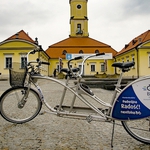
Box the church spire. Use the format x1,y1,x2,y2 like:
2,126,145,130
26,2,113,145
69,0,89,37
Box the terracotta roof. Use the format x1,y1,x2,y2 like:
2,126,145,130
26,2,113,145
4,30,35,44
116,30,150,56
46,37,117,59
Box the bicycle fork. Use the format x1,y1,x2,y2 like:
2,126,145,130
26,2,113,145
17,85,32,109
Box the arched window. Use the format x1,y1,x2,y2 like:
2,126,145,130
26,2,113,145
79,50,83,54
95,50,99,54
62,50,67,55
76,24,83,35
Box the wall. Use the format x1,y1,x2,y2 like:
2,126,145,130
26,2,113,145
138,42,150,77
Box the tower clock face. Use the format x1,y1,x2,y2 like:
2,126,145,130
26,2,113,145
77,4,81,9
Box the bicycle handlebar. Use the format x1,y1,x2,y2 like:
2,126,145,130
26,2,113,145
68,53,105,78
74,56,83,60
41,62,50,65
27,49,105,77
96,52,105,56
26,49,50,75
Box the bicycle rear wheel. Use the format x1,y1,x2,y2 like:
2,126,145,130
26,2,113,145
122,118,150,144
0,87,42,124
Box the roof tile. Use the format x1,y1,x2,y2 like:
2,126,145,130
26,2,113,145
46,37,117,58
4,30,35,44
116,30,150,56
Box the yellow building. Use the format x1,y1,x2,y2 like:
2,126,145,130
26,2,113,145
46,0,117,76
0,30,50,78
1,1,149,79
115,30,150,78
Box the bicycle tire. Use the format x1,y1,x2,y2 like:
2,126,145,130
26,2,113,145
122,118,150,144
0,87,42,124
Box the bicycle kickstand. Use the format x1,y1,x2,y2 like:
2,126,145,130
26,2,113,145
111,120,115,148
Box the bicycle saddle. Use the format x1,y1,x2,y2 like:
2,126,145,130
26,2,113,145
112,62,135,72
112,62,135,69
61,68,80,74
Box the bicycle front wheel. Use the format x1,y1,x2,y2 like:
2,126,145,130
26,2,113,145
122,118,150,144
0,87,42,124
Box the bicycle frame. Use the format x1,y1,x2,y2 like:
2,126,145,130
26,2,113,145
24,51,127,123
26,50,150,123
27,71,124,123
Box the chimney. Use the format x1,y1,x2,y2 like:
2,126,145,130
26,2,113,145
15,33,19,39
138,38,142,44
132,39,137,45
125,44,129,49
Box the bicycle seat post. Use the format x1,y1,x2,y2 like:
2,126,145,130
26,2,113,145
109,71,124,109
115,71,123,89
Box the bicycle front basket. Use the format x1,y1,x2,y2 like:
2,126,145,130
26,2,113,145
9,62,27,87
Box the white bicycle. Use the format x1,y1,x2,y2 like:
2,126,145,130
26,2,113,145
0,49,150,146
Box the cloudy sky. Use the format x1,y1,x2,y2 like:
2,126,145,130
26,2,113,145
0,0,150,51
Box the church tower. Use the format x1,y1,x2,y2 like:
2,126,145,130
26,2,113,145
46,0,117,76
69,0,89,37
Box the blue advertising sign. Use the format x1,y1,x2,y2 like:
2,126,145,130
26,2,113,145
111,77,150,120
66,54,72,60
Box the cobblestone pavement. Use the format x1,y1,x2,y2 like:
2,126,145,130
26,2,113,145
0,79,150,150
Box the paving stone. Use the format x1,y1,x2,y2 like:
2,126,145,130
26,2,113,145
0,80,150,150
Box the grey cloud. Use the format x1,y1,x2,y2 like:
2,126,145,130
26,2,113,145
0,0,149,51
122,0,150,17
0,3,49,27
0,0,65,29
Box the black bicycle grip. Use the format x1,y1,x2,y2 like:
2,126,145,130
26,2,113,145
41,62,50,65
74,56,83,60
96,53,105,56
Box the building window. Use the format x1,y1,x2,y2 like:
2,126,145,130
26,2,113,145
148,55,150,67
90,64,95,72
132,55,135,68
21,57,27,68
78,63,84,75
79,50,83,54
77,24,81,29
76,24,83,35
126,56,129,62
101,63,105,72
62,50,67,55
6,57,12,68
20,53,27,68
95,50,99,54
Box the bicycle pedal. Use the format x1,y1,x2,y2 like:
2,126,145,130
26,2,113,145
54,105,64,111
101,108,109,115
